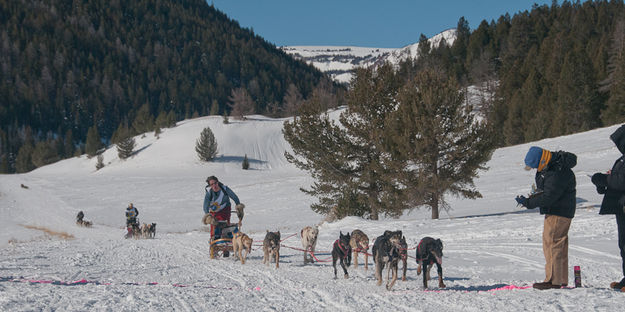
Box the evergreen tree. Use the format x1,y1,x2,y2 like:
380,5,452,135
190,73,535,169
602,51,625,124
242,154,249,170
602,18,625,125
210,99,220,116
228,87,255,120
552,48,600,136
154,125,162,138
133,103,154,135
15,142,35,173
116,124,135,160
284,63,403,220
282,83,303,117
85,124,102,158
166,111,177,127
155,111,169,130
388,69,493,219
96,154,105,170
31,140,59,168
0,153,8,173
195,126,218,162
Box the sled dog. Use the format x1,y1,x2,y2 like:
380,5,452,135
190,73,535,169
416,237,446,289
372,230,403,290
349,229,369,270
233,232,253,264
332,231,352,279
263,231,281,268
301,226,319,264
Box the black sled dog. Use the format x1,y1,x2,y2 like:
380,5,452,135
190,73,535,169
372,230,403,290
415,237,446,289
332,231,352,279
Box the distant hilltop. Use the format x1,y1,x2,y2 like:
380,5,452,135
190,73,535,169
281,29,456,84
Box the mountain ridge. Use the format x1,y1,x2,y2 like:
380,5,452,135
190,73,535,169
281,29,457,83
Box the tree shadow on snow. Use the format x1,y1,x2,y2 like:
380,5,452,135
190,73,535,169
454,197,591,220
454,209,537,219
125,143,152,158
212,155,267,168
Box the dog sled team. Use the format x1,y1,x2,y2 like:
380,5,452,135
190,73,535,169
124,203,157,239
75,211,92,227
93,123,625,294
200,123,625,294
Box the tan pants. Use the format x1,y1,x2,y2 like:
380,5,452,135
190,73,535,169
542,214,572,286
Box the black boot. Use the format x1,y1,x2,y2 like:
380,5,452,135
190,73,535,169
610,277,625,290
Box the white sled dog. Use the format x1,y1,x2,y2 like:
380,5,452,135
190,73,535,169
301,226,319,264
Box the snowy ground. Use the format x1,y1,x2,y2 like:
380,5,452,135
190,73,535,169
1,111,625,311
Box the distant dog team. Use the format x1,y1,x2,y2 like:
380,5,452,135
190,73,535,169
75,211,92,227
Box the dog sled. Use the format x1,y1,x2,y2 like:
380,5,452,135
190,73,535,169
203,206,245,259
125,221,141,239
209,222,239,259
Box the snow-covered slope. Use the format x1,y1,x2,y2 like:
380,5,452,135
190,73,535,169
282,29,456,84
1,111,625,311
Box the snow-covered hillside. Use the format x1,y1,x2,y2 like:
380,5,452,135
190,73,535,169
1,111,625,311
282,29,456,84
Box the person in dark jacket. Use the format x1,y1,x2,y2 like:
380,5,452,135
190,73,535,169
516,146,577,290
125,203,139,226
591,124,625,291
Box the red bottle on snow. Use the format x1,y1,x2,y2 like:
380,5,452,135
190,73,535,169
574,266,582,288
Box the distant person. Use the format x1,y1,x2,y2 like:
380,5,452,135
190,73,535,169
515,146,577,290
76,211,84,222
591,124,625,291
125,203,139,227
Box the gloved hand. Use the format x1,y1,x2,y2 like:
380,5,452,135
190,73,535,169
591,173,608,187
515,195,529,208
596,185,607,194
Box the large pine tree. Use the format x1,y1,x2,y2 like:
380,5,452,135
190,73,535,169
284,64,406,220
389,69,493,219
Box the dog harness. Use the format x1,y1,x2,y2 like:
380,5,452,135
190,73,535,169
416,240,435,265
334,240,351,259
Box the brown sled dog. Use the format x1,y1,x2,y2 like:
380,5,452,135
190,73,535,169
140,223,156,238
263,231,281,268
350,229,369,270
301,226,319,264
233,232,253,264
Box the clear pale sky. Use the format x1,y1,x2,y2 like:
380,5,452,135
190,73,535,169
209,0,555,48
